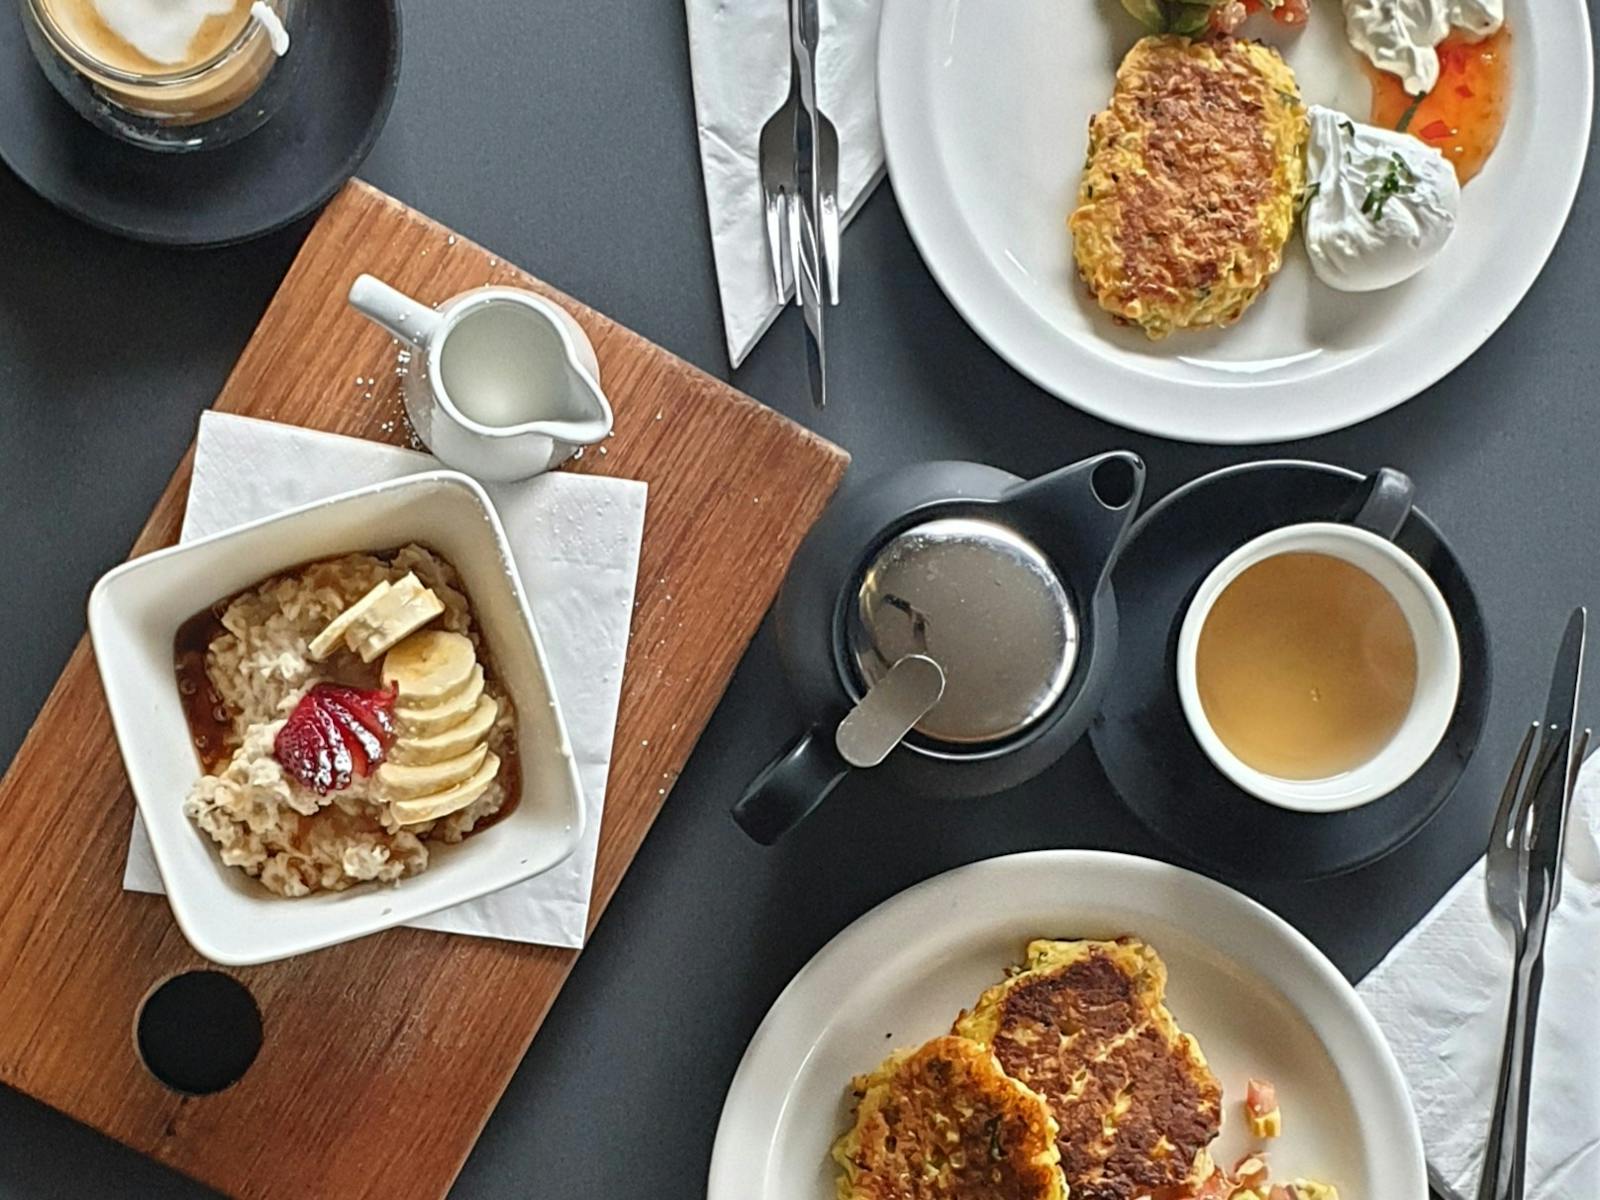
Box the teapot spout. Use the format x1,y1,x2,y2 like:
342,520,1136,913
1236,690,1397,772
997,451,1146,590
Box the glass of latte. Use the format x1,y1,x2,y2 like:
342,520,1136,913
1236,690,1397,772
22,0,297,151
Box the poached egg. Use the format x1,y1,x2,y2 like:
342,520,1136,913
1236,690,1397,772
1302,105,1460,292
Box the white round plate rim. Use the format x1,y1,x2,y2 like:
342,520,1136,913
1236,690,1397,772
706,849,1426,1200
877,0,1594,444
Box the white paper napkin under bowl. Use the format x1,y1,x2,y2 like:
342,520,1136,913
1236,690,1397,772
1358,753,1600,1199
122,411,647,951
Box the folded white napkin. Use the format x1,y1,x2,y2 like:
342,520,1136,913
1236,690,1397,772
1358,754,1600,1199
122,411,647,951
685,0,885,366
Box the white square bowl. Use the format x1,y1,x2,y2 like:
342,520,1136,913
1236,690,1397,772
88,469,585,966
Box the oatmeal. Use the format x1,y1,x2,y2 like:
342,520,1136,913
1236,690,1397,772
177,544,520,898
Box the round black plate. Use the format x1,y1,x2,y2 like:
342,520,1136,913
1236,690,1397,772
1088,460,1490,880
0,1,400,247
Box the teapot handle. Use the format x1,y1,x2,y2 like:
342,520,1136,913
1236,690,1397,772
731,727,851,845
998,451,1146,587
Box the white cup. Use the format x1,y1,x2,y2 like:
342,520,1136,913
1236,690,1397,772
1176,481,1460,813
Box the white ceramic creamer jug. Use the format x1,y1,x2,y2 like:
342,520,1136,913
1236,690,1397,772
349,274,613,482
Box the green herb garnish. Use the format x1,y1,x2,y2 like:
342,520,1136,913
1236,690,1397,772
1394,93,1425,134
985,1116,1006,1161
1360,153,1417,220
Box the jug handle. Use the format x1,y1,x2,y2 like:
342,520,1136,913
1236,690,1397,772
1000,450,1147,581
348,274,444,348
731,727,850,845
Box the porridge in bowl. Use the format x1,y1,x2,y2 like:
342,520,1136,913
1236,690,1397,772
175,543,520,897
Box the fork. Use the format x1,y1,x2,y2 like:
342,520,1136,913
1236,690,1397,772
758,71,800,302
756,37,840,306
1479,718,1540,1200
1478,610,1589,1200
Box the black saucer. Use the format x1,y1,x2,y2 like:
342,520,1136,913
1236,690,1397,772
1088,460,1489,880
0,1,400,246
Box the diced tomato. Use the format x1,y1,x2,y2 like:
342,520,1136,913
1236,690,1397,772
1420,118,1453,140
1273,0,1309,25
1246,1077,1278,1116
1457,84,1475,98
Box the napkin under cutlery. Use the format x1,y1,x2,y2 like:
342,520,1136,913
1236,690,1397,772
686,0,884,366
122,411,648,951
1358,753,1600,1199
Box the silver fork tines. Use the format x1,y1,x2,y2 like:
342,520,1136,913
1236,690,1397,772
1485,722,1539,932
756,9,841,311
758,73,800,303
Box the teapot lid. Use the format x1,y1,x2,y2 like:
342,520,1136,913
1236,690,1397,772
849,517,1077,746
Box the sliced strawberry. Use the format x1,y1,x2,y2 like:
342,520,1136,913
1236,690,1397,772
310,701,354,790
274,685,396,793
316,684,396,740
274,710,334,794
320,695,382,775
275,696,351,794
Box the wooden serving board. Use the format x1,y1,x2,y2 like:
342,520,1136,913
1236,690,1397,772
0,181,847,1199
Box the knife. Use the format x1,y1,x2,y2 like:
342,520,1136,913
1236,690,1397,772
789,0,827,407
1478,606,1585,1200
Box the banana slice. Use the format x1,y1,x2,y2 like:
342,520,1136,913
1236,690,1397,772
381,630,477,704
376,742,488,800
389,695,499,766
350,574,446,663
389,751,501,826
394,665,485,738
308,580,392,661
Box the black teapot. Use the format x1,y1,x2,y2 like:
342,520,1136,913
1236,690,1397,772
732,452,1145,843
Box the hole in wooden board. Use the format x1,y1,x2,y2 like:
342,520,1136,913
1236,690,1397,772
135,971,263,1095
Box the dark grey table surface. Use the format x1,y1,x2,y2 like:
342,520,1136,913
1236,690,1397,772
2,2,1596,1197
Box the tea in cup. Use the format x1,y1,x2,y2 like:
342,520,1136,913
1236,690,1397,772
1176,470,1460,812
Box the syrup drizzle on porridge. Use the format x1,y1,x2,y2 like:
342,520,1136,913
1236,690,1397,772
174,607,234,773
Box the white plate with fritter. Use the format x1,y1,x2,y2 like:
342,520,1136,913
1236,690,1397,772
877,0,1592,443
706,851,1424,1199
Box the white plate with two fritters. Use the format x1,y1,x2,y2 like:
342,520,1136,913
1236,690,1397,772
877,0,1593,444
707,851,1424,1199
